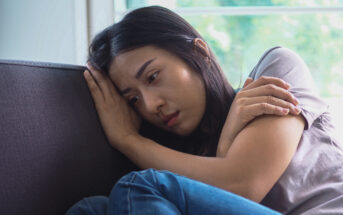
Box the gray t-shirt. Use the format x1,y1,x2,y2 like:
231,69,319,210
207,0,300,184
248,47,343,214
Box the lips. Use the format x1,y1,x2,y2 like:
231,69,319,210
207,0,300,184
162,111,179,126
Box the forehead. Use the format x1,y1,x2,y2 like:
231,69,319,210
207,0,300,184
109,46,167,78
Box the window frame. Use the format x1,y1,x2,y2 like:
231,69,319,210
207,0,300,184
114,5,343,18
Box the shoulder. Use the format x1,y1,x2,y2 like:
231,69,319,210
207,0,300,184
249,46,311,84
249,46,328,130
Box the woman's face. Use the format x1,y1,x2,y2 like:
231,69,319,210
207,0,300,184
109,45,206,136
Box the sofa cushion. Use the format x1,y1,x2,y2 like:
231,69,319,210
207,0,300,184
0,60,137,215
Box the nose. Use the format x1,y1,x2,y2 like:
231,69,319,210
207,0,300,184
141,90,165,114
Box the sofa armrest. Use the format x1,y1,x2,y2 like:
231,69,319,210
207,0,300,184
0,60,137,215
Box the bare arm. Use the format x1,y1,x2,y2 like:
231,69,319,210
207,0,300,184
116,114,305,202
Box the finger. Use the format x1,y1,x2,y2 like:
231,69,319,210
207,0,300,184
240,96,301,115
246,103,290,117
86,62,106,84
238,84,299,106
86,63,119,96
83,70,105,103
243,76,291,91
86,63,117,101
86,63,111,87
243,77,254,88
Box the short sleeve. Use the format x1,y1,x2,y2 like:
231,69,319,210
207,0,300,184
248,46,328,130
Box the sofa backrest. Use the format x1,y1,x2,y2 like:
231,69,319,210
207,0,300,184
0,60,137,215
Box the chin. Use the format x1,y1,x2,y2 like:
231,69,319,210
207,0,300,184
150,120,198,137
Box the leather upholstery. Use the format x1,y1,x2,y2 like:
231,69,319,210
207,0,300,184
0,59,137,215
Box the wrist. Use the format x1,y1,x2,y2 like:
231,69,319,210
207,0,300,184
123,133,143,145
112,133,143,152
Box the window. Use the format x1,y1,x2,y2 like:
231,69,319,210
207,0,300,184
114,0,343,139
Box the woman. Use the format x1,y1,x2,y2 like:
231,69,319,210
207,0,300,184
67,6,343,215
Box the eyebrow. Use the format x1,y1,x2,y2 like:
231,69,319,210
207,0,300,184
119,58,156,95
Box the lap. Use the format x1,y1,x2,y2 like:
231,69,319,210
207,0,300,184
66,169,281,215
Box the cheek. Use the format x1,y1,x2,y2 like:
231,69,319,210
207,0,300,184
135,105,158,124
189,78,206,120
188,77,206,105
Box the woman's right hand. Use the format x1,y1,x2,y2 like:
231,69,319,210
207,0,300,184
84,63,142,148
216,76,301,157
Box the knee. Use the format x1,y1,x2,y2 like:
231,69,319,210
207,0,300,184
116,168,159,185
110,168,166,199
107,169,161,213
112,169,182,197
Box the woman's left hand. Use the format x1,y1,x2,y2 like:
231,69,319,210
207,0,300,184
216,76,301,157
84,63,142,148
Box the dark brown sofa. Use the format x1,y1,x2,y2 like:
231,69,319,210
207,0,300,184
0,60,137,215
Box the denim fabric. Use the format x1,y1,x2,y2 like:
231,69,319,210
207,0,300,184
66,196,108,215
66,169,281,215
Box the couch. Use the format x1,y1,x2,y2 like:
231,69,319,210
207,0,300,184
0,59,138,215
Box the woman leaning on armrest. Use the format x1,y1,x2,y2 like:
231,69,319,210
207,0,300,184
66,6,343,215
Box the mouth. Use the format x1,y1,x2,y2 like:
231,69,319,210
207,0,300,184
163,111,180,127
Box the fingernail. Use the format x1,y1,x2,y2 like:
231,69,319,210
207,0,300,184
295,107,302,114
86,62,92,69
291,95,299,105
84,70,89,78
294,98,300,105
283,108,290,114
83,71,88,80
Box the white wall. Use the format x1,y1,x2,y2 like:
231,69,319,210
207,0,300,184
0,0,77,64
0,0,114,65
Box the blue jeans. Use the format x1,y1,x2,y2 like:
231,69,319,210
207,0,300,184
66,169,281,215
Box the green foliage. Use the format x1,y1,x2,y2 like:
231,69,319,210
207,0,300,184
124,0,343,97
176,0,343,97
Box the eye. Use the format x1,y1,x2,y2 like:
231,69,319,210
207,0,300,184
148,71,159,83
128,96,139,105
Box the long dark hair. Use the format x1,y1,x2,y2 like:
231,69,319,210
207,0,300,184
88,6,236,156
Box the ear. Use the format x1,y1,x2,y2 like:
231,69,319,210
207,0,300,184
193,38,211,58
